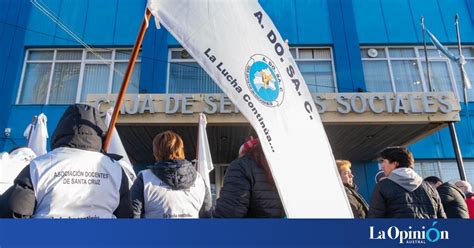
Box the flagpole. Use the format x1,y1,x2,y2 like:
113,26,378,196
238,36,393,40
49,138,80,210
421,16,434,92
455,14,474,142
195,114,202,169
27,115,37,145
449,123,467,180
103,8,152,152
422,16,466,180
452,14,468,181
455,14,468,103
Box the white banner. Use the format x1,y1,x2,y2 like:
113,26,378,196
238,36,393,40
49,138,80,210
197,113,214,197
26,113,48,156
105,109,136,185
148,0,352,217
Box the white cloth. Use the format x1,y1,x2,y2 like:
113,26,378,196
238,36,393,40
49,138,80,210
0,148,36,195
147,0,352,217
23,124,33,139
26,113,49,156
196,113,214,196
105,109,136,187
141,169,206,218
30,147,123,218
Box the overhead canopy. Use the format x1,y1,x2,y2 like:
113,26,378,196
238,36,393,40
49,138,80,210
89,92,460,164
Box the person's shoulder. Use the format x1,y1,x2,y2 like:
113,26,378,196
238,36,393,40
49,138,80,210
231,156,256,168
419,181,438,194
438,182,456,193
374,178,399,193
377,178,395,187
227,157,255,177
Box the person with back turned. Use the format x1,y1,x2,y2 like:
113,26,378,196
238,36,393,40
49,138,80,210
7,104,133,218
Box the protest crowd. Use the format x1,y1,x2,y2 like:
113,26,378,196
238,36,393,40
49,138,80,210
0,103,473,219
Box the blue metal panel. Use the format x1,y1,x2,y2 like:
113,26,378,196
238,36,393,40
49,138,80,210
259,0,298,44
0,26,16,91
141,18,157,94
53,0,88,46
438,127,458,157
166,1,333,47
340,0,366,92
167,36,179,46
259,0,332,44
152,28,169,93
0,0,29,151
409,132,445,159
294,0,332,44
354,0,474,44
351,161,369,200
141,18,169,94
328,0,366,92
114,0,145,45
25,0,60,46
437,0,474,43
364,162,381,201
0,20,17,149
352,0,388,44
5,0,21,24
380,0,419,43
6,0,30,105
328,0,352,92
141,19,157,94
0,0,12,23
83,0,117,45
468,0,474,24
410,111,474,160
351,161,379,201
409,0,449,43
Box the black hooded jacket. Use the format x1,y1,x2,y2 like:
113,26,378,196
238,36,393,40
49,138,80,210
368,168,446,219
131,159,212,218
437,182,469,218
213,156,285,218
3,104,133,218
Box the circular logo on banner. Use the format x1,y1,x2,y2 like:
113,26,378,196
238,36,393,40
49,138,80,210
245,54,284,107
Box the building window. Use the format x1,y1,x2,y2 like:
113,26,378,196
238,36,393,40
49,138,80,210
414,160,474,184
167,47,337,93
290,48,337,93
17,49,141,105
168,48,220,93
361,47,474,101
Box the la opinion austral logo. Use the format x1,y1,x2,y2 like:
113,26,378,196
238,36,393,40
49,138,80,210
369,221,449,245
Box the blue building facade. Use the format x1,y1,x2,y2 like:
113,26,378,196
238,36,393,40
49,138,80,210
1,0,474,200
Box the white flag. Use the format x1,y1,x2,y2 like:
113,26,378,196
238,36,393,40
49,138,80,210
27,113,48,156
148,0,352,217
197,113,214,196
105,109,136,185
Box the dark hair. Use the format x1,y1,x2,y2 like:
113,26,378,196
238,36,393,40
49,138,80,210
380,147,414,169
424,176,443,185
